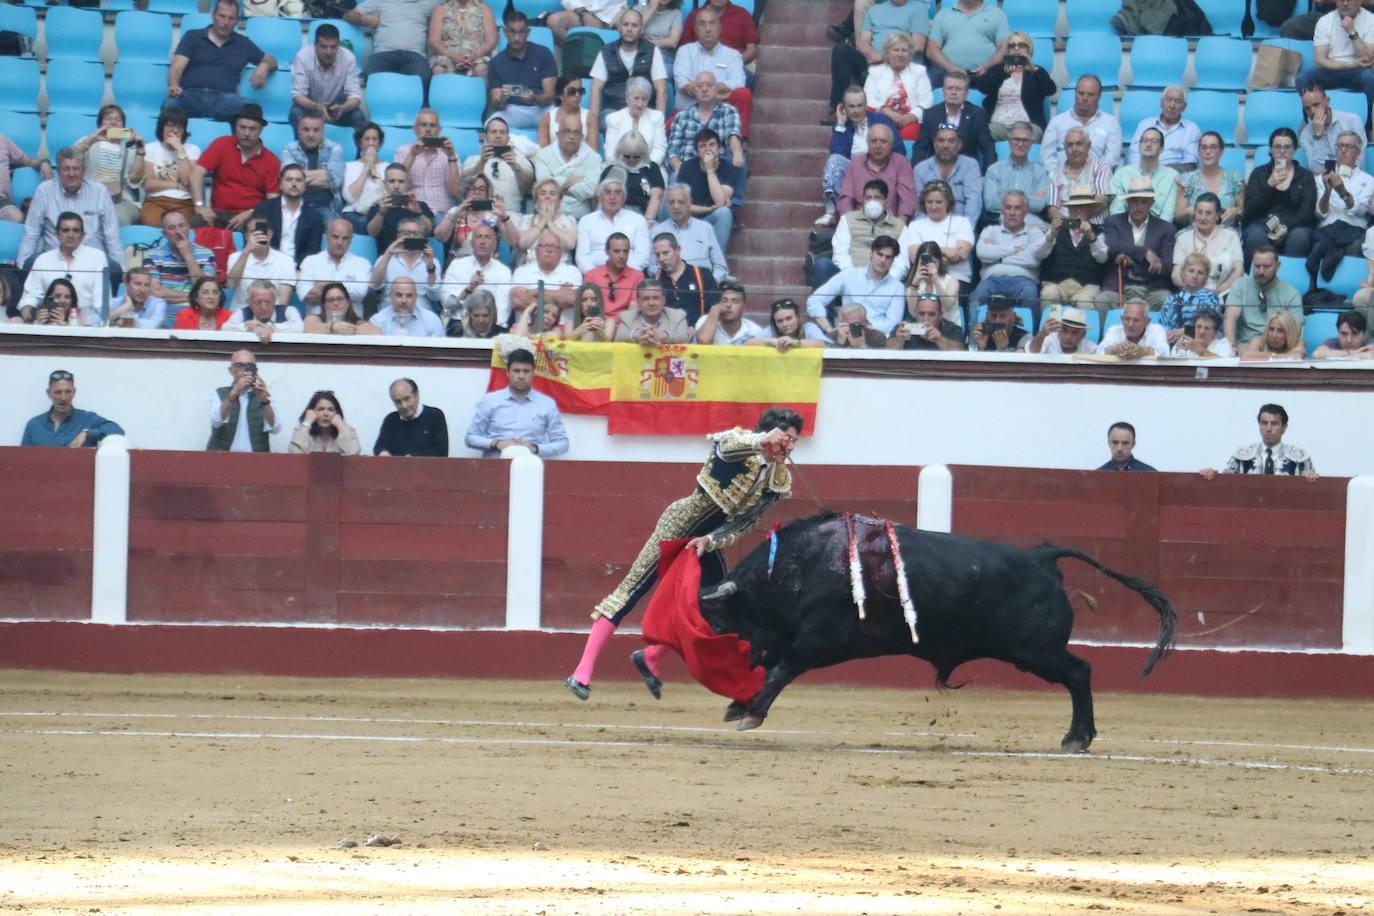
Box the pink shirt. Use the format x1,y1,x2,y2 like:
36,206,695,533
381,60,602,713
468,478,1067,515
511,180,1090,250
837,152,917,221
395,142,454,214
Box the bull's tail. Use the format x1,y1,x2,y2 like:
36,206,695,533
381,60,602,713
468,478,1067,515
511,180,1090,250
1040,546,1178,676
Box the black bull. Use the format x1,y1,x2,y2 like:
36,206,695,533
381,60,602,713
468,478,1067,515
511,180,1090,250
697,513,1178,752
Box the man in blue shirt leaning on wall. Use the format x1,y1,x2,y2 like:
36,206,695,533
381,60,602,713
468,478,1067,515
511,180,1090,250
21,370,124,448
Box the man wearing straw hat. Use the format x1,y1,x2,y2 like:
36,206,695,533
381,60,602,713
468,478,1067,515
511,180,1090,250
1095,175,1175,323
1040,185,1109,315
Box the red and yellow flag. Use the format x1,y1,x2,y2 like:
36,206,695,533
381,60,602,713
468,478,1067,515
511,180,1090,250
489,341,822,435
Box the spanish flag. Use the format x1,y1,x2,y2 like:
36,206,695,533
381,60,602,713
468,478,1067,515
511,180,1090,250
607,343,822,435
487,338,612,414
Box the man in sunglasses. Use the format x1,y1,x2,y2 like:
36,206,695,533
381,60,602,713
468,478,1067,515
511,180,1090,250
21,370,124,448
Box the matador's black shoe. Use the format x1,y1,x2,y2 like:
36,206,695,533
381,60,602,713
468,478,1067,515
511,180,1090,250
564,675,590,700
630,650,662,700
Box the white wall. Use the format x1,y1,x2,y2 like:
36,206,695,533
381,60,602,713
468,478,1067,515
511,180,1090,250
3,327,1371,475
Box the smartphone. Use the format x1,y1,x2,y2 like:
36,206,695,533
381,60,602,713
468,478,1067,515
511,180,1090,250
402,237,427,251
390,193,409,206
469,199,493,212
1004,54,1028,67
490,145,511,157
918,254,935,267
1183,323,1196,337
983,322,1006,335
107,127,132,140
1047,304,1063,323
1325,158,1337,173
421,136,446,148
586,304,603,318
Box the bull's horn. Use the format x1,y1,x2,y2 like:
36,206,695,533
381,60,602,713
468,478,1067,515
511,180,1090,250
700,581,737,601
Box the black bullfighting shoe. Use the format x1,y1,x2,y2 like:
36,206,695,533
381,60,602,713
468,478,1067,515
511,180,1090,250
630,649,662,700
564,675,590,700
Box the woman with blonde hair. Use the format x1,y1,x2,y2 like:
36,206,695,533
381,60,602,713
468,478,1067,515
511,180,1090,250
1245,310,1306,359
862,32,932,143
602,130,666,217
970,32,1055,141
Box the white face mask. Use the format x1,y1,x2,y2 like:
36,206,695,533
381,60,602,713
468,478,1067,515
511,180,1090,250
862,199,885,220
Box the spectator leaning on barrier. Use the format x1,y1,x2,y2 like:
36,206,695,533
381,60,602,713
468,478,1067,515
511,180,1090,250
613,278,691,344
1027,304,1095,355
1200,404,1319,480
107,267,168,330
208,349,279,453
695,279,764,344
970,293,1028,351
290,23,366,130
749,297,830,351
370,275,445,337
1313,309,1374,357
374,378,450,457
1098,298,1168,359
465,347,569,458
225,279,305,342
303,281,383,336
885,288,964,350
1097,421,1156,472
21,370,124,448
446,288,507,338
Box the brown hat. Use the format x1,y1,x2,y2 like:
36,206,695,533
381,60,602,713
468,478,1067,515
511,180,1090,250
231,103,268,127
1121,176,1156,200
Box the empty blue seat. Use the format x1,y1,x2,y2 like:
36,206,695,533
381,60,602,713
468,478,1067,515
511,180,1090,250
1219,145,1249,173
528,26,555,52
1303,310,1341,352
146,0,202,13
428,73,487,128
0,221,25,262
245,16,304,69
241,69,294,123
180,12,212,34
113,61,171,120
42,6,105,61
1002,0,1059,37
1193,37,1255,91
44,111,94,156
348,234,377,260
4,112,41,155
1104,308,1123,333
1064,36,1122,89
364,72,424,126
1195,0,1246,34
1065,0,1115,34
45,61,107,114
512,0,563,18
0,58,41,112
1328,256,1366,298
443,127,481,161
187,117,231,145
1244,90,1299,145
121,225,163,248
1128,36,1188,88
1116,90,1158,136
115,10,174,63
260,121,295,155
324,122,356,152
1186,90,1241,139
0,3,37,39
1276,255,1308,292
9,168,40,206
1329,89,1368,121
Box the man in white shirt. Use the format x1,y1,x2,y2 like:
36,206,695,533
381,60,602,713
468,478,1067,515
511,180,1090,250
694,280,764,344
369,276,444,336
17,212,107,325
224,279,305,341
575,177,652,273
226,216,296,309
1027,306,1095,354
1097,299,1168,358
1126,85,1201,170
651,183,729,281
510,230,582,318
368,216,440,309
297,218,373,313
1297,0,1374,107
441,223,513,322
1308,129,1374,281
1041,75,1123,173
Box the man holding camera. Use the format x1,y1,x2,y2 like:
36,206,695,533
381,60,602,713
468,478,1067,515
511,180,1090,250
369,217,440,311
1027,305,1094,354
208,349,279,452
226,219,297,310
22,370,124,448
442,223,513,323
252,163,326,269
970,294,1029,351
1307,129,1373,283
1040,186,1109,316
366,163,435,254
393,109,461,216
886,291,964,350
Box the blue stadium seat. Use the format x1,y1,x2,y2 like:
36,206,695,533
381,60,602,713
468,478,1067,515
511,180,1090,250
309,19,367,58
115,10,175,64
1128,36,1187,88
528,26,555,52
0,58,41,112
113,62,171,120
121,225,163,248
364,72,424,127
1303,310,1341,352
9,168,40,206
102,0,138,11
443,127,481,161
1243,90,1298,145
1065,0,1115,35
44,111,94,156
1195,0,1245,35
42,6,105,62
513,0,563,17
1192,37,1255,91
1031,36,1054,76
1261,38,1314,75
1104,308,1123,333
241,69,294,123
325,122,356,153
1276,255,1308,292
1116,90,1158,136
429,73,487,129
180,12,212,34
4,113,42,156
348,234,377,260
1329,89,1368,121
1002,0,1059,37
45,61,108,114
187,117,231,145
1328,256,1366,298
0,3,37,39
1185,90,1240,139
993,140,1040,163
145,0,202,13
1220,145,1248,173
245,16,304,69
260,121,295,155
1080,308,1103,343
1064,36,1122,89
0,221,24,263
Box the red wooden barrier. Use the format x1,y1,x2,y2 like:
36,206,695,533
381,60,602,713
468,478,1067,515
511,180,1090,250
0,448,95,620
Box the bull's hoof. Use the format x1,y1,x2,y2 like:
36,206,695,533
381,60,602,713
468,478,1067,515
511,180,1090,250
735,713,765,731
630,650,662,699
563,675,590,701
1060,737,1092,754
723,700,747,722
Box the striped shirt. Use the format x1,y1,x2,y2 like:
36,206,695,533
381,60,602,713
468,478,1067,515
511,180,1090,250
1047,157,1113,211
18,178,125,267
665,101,743,164
144,238,216,296
290,44,362,108
394,142,455,214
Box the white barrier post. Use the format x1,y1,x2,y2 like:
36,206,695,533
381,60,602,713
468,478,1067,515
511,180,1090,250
916,464,953,533
505,446,545,630
1343,475,1374,654
91,435,130,624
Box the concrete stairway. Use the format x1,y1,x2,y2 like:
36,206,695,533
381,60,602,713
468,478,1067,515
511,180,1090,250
730,0,850,308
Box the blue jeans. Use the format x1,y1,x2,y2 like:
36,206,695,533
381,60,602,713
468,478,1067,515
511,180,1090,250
971,274,1041,326
1297,65,1374,107
163,88,251,122
704,206,733,253
809,255,839,287
289,103,368,129
365,50,432,94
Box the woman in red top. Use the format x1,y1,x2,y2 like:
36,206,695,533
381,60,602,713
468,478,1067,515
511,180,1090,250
172,277,233,330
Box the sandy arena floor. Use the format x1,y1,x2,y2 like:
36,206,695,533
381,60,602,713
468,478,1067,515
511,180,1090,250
0,668,1370,915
